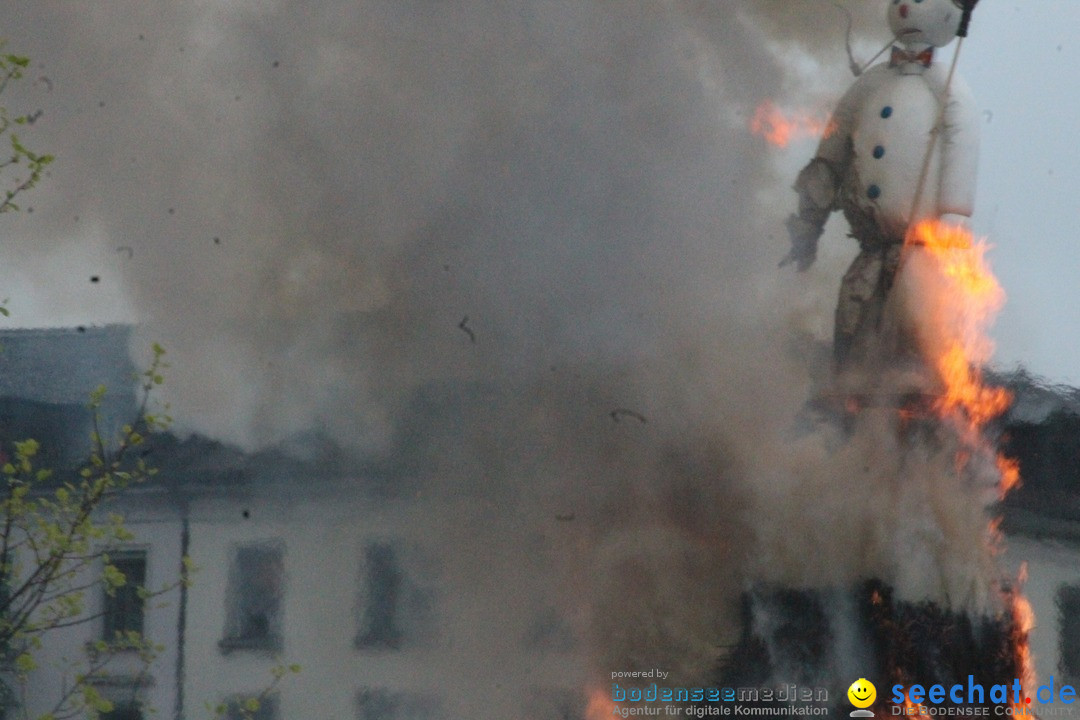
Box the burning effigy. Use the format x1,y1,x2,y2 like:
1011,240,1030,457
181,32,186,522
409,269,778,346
782,0,979,375
718,0,1034,715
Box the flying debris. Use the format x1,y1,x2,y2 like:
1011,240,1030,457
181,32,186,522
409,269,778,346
457,315,475,343
609,408,646,424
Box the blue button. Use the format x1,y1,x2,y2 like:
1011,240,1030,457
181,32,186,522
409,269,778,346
881,106,892,118
867,184,881,199
873,145,885,159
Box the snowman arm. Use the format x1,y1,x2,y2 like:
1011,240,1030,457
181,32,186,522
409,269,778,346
784,157,840,270
784,77,866,270
936,75,980,218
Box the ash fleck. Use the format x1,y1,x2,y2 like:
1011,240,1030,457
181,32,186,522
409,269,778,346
610,408,647,424
458,316,476,343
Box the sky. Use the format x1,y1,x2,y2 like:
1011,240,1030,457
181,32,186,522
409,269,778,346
962,2,1080,385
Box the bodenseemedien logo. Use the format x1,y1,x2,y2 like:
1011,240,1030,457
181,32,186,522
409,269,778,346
848,678,876,717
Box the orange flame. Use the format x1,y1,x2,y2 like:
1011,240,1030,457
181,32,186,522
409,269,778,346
899,692,931,718
585,686,618,720
750,100,835,147
904,218,1036,702
997,455,1021,499
1010,565,1037,714
904,220,1022,497
907,220,1010,429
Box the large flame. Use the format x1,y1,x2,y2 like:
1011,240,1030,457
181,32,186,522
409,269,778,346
906,220,1010,430
1009,564,1037,715
749,100,835,148
902,218,1035,703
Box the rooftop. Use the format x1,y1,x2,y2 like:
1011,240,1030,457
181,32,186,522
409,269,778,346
0,325,137,407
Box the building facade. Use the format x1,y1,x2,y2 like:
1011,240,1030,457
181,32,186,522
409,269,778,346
0,327,584,720
7,329,1080,719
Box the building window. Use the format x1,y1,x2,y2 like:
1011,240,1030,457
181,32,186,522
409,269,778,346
223,695,277,720
1059,584,1080,678
83,676,152,719
103,551,147,642
356,542,438,651
0,678,14,720
220,542,283,652
101,703,143,720
357,544,402,649
357,689,439,720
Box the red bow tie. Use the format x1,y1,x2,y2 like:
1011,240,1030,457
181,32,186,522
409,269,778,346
889,46,934,68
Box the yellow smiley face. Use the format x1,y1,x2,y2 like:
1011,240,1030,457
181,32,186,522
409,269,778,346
847,678,876,709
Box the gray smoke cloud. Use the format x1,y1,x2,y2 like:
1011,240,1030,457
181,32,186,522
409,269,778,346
0,0,1008,712
0,0,887,451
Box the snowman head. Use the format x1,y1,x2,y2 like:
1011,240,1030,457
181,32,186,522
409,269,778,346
887,0,962,49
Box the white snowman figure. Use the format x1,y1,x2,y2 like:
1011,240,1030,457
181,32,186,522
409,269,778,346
785,0,980,372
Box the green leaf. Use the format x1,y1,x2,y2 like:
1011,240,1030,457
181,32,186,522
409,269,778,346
14,651,35,672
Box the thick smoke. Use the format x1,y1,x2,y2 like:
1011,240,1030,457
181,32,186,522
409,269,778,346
0,0,890,452
0,0,1006,711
